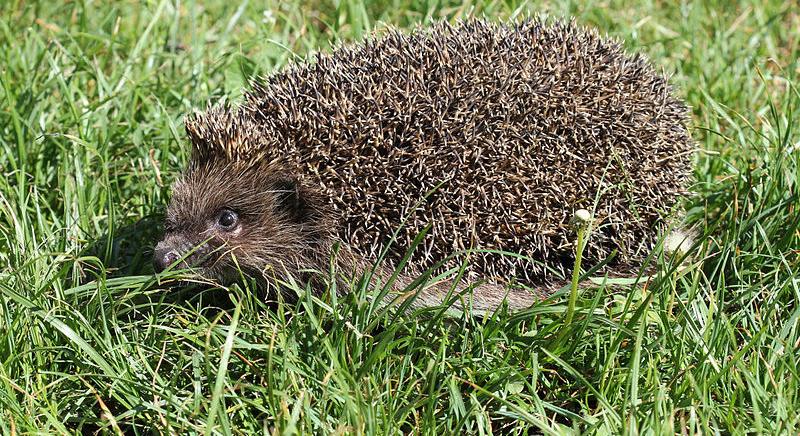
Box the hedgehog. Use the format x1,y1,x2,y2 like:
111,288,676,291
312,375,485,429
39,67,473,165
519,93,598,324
153,18,694,312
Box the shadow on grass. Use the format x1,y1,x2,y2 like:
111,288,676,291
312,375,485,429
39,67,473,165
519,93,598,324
83,213,163,277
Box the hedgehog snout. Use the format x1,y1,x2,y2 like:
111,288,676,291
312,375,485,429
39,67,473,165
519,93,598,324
153,236,212,272
153,244,181,272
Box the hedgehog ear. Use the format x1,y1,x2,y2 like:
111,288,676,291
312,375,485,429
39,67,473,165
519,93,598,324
272,178,313,223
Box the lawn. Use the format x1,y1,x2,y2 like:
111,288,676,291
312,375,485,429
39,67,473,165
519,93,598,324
1,0,799,434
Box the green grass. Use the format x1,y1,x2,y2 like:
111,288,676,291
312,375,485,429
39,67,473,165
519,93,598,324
1,0,799,433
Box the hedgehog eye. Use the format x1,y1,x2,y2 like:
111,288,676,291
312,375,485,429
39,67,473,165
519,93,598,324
217,209,239,230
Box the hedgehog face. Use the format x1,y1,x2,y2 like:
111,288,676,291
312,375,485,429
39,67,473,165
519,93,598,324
153,159,327,284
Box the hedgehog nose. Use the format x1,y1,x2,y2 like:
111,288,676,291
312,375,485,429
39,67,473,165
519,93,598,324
154,248,180,272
